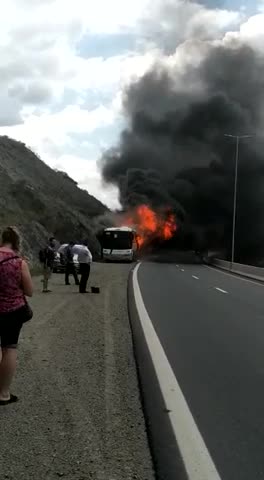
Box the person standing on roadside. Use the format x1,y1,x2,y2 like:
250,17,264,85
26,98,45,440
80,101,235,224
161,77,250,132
40,237,56,293
0,227,33,406
73,241,92,293
64,242,79,286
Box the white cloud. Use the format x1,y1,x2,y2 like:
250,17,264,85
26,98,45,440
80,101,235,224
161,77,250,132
223,13,264,50
0,0,157,124
0,0,149,39
140,0,242,52
0,103,118,156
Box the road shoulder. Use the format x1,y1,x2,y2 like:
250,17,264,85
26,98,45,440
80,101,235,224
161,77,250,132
0,263,154,480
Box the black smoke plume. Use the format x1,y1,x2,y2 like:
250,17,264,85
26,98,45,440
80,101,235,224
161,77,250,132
101,42,264,263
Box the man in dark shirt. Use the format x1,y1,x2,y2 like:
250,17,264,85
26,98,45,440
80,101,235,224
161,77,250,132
64,242,79,286
42,237,56,293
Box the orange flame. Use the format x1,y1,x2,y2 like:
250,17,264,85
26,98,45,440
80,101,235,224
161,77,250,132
122,205,177,248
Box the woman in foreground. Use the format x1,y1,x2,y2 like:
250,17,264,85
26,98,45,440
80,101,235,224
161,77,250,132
0,227,33,406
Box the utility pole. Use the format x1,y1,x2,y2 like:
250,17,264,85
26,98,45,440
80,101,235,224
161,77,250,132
224,134,254,270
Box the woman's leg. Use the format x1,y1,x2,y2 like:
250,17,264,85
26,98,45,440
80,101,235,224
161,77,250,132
0,347,18,401
0,316,22,402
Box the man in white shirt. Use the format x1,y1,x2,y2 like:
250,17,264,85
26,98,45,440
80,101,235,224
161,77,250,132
72,242,92,293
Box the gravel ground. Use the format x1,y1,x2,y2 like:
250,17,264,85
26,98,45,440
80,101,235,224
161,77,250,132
0,263,155,480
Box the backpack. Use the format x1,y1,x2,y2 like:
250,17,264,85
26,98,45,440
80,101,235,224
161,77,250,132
39,248,47,264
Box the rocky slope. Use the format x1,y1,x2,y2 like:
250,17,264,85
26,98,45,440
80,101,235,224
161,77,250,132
0,136,110,261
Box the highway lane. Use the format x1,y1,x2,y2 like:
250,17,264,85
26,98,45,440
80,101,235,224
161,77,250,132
136,262,264,480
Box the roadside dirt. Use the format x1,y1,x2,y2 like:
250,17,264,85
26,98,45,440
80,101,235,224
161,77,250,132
0,263,154,480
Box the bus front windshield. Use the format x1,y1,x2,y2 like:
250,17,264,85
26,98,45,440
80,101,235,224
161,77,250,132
102,231,133,250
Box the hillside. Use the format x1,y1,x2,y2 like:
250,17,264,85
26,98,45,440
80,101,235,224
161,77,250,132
0,136,110,261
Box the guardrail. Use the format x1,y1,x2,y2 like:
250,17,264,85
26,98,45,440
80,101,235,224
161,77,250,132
210,258,264,281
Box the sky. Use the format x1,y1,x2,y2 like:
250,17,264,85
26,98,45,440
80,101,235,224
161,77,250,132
0,0,263,210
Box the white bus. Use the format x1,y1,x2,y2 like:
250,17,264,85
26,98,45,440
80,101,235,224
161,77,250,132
100,227,138,262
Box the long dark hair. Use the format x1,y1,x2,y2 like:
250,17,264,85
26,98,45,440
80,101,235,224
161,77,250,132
1,226,21,252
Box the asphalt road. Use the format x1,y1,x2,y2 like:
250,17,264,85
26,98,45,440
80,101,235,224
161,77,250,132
136,261,264,480
0,263,154,480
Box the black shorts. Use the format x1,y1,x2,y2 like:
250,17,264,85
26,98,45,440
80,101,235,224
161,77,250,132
0,309,24,348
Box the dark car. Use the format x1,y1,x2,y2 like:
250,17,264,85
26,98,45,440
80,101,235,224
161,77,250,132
53,252,80,273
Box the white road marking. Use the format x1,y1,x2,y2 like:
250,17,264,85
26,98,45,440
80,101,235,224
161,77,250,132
181,269,185,272
215,287,228,294
132,263,222,480
176,264,179,267
192,275,199,280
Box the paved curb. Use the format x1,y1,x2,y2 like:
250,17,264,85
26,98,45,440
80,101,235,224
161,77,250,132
208,259,264,283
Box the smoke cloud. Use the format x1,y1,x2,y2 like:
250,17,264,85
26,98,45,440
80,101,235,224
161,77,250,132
101,10,264,262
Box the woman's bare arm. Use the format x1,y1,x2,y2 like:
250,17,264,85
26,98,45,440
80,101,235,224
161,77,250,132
21,260,33,297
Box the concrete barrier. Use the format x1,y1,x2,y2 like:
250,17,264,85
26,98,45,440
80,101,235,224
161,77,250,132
210,258,264,282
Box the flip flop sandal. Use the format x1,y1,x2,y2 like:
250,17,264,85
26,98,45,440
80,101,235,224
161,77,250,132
0,394,18,406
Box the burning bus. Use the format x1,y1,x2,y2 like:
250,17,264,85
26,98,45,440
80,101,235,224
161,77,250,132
99,205,177,262
100,226,139,262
